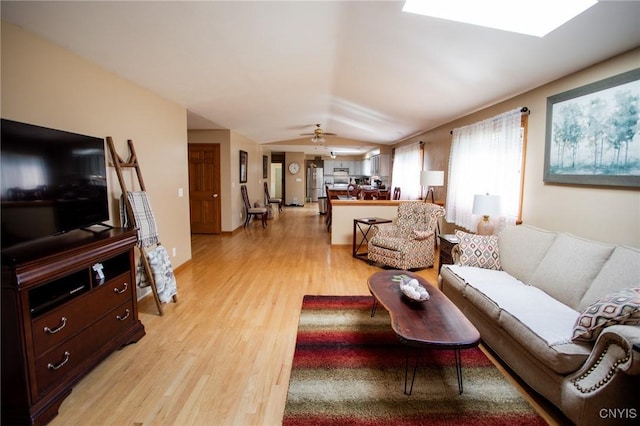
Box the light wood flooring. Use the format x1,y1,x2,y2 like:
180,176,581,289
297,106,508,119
51,203,566,425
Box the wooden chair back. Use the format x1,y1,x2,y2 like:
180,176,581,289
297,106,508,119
358,188,381,200
393,187,401,200
241,184,252,210
347,184,359,198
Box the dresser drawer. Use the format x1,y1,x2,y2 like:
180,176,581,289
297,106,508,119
34,299,135,395
31,273,133,356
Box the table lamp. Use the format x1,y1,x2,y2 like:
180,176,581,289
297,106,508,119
472,194,500,235
421,171,444,203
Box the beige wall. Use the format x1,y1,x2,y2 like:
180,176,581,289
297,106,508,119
403,48,640,248
1,22,193,266
285,152,306,205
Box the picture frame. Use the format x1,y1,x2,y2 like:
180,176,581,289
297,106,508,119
239,150,248,183
263,155,268,179
544,68,640,188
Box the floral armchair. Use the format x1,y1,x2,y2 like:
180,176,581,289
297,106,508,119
368,202,445,270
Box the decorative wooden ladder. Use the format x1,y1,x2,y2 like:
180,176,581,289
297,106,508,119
106,137,177,315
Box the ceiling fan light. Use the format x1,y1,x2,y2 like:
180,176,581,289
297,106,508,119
311,135,325,144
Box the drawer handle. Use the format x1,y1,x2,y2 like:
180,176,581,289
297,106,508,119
47,351,70,370
113,282,128,295
43,317,68,334
116,309,131,321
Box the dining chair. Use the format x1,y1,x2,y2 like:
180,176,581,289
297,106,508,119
264,182,283,212
347,184,359,199
241,185,267,228
393,187,401,200
358,188,381,200
325,184,336,231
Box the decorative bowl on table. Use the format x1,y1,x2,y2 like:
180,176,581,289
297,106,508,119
397,276,430,303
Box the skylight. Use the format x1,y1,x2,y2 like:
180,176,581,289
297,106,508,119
402,0,598,37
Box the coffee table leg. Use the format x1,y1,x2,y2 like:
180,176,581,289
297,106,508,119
455,349,463,394
404,349,419,396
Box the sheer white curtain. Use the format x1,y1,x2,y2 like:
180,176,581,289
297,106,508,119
391,143,421,200
446,108,523,231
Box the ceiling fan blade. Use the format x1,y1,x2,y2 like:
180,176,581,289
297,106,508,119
300,132,337,136
299,124,337,137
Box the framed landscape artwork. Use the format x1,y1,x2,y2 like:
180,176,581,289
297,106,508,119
544,68,640,188
239,150,248,183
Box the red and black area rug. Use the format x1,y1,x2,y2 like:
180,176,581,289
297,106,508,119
283,295,546,426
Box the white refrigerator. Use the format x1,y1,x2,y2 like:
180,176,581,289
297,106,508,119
306,167,324,202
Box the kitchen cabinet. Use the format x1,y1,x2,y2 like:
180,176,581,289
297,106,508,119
371,155,380,176
332,160,354,171
379,153,391,176
323,160,334,174
362,158,371,176
353,161,361,176
370,154,391,177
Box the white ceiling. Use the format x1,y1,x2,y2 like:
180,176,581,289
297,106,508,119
3,1,640,156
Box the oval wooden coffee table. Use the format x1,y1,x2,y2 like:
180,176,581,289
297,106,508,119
368,270,480,395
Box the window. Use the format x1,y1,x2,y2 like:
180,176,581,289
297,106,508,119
446,107,528,231
391,143,422,200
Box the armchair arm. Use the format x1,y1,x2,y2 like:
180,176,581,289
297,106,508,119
569,324,640,395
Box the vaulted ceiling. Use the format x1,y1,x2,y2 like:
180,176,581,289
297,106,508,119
3,1,640,156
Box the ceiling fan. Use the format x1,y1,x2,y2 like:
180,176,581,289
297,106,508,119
301,124,336,143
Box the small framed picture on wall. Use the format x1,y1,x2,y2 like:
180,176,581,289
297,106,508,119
239,150,248,183
263,155,268,179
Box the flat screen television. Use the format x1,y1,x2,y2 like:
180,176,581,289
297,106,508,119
1,119,109,250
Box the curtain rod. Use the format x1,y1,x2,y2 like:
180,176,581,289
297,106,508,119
449,107,530,135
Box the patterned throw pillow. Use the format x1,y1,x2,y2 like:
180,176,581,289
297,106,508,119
454,230,501,270
572,288,640,343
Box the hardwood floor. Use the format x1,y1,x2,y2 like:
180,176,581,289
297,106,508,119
50,204,565,425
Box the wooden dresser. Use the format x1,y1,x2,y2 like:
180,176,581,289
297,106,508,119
1,228,145,425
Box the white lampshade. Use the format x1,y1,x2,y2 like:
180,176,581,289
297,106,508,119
472,194,501,217
420,170,444,186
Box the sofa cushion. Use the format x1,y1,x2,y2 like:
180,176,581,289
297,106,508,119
454,230,501,270
578,246,640,312
371,236,405,251
572,288,640,343
490,285,590,374
445,265,590,374
444,265,515,320
529,233,615,310
439,265,467,293
498,310,590,375
498,225,556,284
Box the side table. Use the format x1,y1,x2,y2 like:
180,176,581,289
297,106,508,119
438,234,459,274
353,217,392,260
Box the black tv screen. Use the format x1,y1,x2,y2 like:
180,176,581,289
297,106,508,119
1,119,109,249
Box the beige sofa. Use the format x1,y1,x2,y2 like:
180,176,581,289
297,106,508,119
438,225,640,425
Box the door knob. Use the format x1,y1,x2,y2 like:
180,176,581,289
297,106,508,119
212,194,218,198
